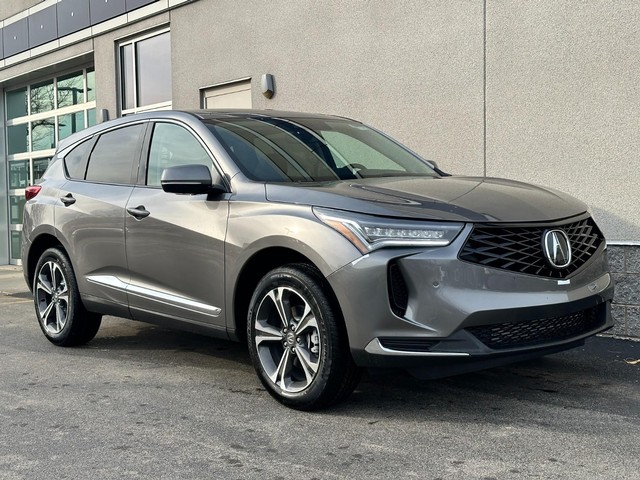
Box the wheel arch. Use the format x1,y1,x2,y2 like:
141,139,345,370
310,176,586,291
26,233,65,292
230,246,346,344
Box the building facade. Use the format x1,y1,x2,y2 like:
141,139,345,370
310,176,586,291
0,0,638,337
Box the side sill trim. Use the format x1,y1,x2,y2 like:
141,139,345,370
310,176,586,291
86,274,221,317
364,338,470,357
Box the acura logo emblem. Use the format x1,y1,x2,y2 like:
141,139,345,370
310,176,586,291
543,229,572,268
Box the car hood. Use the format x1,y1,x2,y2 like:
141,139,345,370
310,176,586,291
265,176,588,222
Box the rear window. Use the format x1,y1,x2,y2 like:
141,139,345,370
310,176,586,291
85,124,145,184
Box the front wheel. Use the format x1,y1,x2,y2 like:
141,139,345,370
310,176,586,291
247,264,361,410
33,247,102,347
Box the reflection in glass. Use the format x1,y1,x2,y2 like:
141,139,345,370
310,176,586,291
136,32,172,107
87,108,97,127
147,123,212,186
120,44,135,110
59,111,85,141
86,124,145,184
30,80,55,114
7,124,29,155
87,68,96,102
9,161,29,189
31,117,56,151
10,196,26,224
57,71,85,107
33,158,51,182
11,231,22,260
6,87,28,119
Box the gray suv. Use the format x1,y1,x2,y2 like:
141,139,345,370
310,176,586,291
22,110,614,410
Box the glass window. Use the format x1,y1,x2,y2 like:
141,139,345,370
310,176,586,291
31,118,56,151
206,117,437,182
30,80,55,114
5,67,96,264
120,31,171,112
87,68,96,102
136,32,172,107
64,139,94,179
86,124,144,184
33,158,52,182
87,108,97,127
6,87,28,119
10,231,22,260
57,71,85,107
9,160,29,189
7,124,29,155
147,123,212,186
10,195,26,224
120,44,135,110
322,131,405,171
58,111,85,141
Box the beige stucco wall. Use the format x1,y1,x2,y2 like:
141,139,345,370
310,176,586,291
485,1,640,242
0,0,37,20
170,0,486,177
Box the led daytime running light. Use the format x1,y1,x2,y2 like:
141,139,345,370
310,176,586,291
363,226,445,241
314,208,464,252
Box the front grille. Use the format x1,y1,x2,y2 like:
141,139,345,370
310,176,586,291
459,216,604,278
467,306,603,350
379,337,439,352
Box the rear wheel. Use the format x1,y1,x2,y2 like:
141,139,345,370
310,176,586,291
33,247,102,346
247,264,361,410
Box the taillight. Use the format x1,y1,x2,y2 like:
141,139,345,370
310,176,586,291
25,185,42,201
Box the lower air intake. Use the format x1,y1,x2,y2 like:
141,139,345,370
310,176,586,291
467,306,603,350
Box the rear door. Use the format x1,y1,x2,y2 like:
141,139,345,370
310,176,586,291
56,122,146,314
124,121,229,330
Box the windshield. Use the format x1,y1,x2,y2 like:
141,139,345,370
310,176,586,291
205,116,438,182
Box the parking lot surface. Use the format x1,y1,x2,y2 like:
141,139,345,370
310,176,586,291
0,266,638,479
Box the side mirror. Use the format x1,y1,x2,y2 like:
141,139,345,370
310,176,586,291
160,164,227,195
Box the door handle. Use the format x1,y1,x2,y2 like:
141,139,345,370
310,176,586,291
60,194,76,206
126,205,150,220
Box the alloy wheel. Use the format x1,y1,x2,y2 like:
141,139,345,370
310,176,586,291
35,260,69,335
254,286,321,393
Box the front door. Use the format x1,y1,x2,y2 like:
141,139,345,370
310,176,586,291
124,121,228,330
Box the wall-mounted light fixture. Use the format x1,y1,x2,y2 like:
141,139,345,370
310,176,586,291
261,74,275,99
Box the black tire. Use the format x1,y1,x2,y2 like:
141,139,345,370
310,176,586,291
33,247,102,347
247,264,361,410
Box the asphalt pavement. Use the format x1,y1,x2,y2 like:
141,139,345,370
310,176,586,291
0,265,638,480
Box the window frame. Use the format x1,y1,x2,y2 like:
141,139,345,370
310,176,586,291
118,27,172,116
82,122,148,186
144,122,215,187
137,120,228,190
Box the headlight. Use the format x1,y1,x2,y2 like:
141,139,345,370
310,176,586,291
314,207,465,253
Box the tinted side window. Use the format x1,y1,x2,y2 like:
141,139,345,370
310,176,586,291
147,123,213,186
64,139,93,179
85,124,144,184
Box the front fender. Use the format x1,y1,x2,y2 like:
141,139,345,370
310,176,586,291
224,200,362,337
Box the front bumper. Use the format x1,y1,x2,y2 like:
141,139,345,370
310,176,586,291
326,224,614,375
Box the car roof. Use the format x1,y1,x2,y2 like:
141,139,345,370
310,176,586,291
189,109,345,120
56,109,351,154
